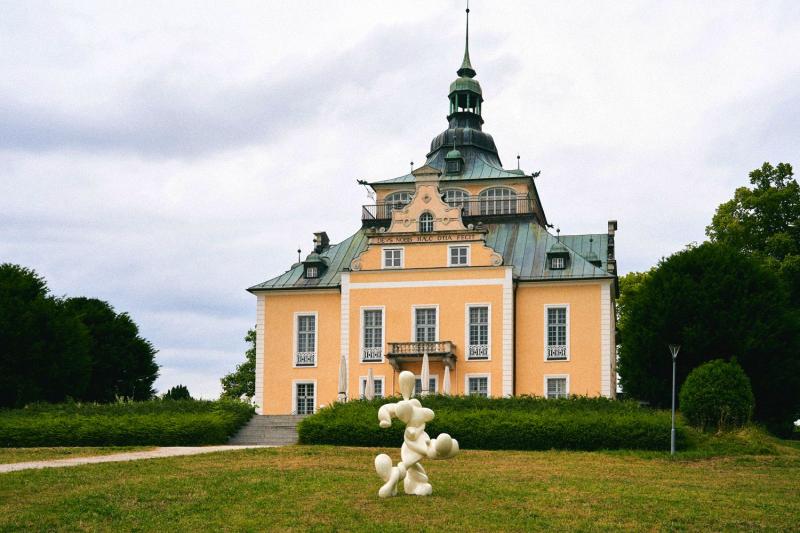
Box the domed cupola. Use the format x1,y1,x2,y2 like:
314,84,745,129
426,6,502,170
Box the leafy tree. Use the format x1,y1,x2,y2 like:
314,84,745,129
707,162,800,303
617,243,800,433
0,264,91,407
220,328,256,400
163,384,192,400
679,359,754,431
63,297,159,402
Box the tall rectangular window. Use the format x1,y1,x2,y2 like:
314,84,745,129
414,377,437,396
360,377,384,399
414,308,437,342
296,314,316,366
546,377,568,399
546,306,568,360
467,305,489,359
467,376,489,397
362,309,383,362
449,246,469,266
383,248,403,268
295,382,315,414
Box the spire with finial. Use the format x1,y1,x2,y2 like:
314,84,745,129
458,1,476,78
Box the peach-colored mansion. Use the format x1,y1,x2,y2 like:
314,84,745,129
248,15,618,415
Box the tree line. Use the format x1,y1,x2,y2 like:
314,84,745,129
0,264,159,408
618,162,800,434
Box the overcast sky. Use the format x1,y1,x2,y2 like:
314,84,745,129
2,1,798,398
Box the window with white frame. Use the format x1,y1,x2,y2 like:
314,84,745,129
295,382,315,414
414,377,437,396
383,248,403,269
449,245,469,266
419,212,434,233
467,376,489,397
467,306,489,359
295,314,317,366
443,189,469,213
414,307,437,342
479,187,517,215
384,191,412,209
362,309,383,362
359,377,384,399
546,377,568,399
545,306,568,360
305,266,319,278
550,256,565,270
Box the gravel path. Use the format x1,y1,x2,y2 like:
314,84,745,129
0,445,270,474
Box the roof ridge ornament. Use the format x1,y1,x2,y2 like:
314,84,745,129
457,1,476,78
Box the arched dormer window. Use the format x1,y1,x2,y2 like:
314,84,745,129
479,187,517,215
419,212,434,233
443,189,470,214
385,191,412,207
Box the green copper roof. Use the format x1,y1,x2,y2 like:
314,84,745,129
371,149,525,185
248,223,611,292
450,76,482,95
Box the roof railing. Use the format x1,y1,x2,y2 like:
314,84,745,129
362,194,535,225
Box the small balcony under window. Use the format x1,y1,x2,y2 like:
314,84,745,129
295,351,316,366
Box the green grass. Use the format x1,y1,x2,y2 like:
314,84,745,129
0,447,154,465
0,435,798,531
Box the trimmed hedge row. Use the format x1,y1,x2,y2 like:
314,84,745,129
0,400,254,447
299,396,686,451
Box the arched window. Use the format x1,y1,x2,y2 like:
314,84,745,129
382,191,412,219
384,191,412,207
419,212,434,233
443,189,470,215
479,187,517,215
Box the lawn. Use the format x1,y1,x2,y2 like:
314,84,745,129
0,446,154,465
1,440,798,531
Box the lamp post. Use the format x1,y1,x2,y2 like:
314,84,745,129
668,344,680,455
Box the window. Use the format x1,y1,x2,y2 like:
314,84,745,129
550,257,565,270
419,212,434,233
449,245,469,266
383,248,403,269
414,307,437,342
467,376,489,397
295,382,315,414
295,314,317,366
467,305,489,359
545,306,568,360
479,187,517,215
443,189,469,213
446,159,461,174
385,191,411,209
546,376,568,399
414,377,437,396
362,308,383,362
359,377,384,399
305,266,318,278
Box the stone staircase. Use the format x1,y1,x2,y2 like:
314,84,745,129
228,415,305,446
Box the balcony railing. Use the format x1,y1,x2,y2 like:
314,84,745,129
388,341,454,357
361,347,383,362
545,345,568,361
362,195,535,225
295,351,316,366
467,344,489,360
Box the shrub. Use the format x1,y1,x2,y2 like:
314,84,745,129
299,395,685,451
0,399,254,447
679,359,754,431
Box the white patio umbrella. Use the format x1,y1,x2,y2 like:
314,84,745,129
337,353,347,402
443,365,451,395
365,367,375,401
421,352,430,396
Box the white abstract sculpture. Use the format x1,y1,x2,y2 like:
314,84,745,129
374,370,459,498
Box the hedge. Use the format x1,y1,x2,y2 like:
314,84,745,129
299,395,686,451
0,399,254,447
